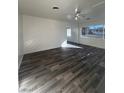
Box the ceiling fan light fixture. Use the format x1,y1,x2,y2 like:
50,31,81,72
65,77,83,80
76,13,80,17
75,17,78,20
75,8,78,13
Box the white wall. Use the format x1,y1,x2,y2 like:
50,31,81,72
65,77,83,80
22,14,104,55
23,15,68,54
18,12,24,67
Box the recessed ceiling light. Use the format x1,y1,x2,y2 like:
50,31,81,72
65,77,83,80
53,7,59,9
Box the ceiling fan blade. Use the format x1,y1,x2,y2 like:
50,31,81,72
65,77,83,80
75,8,78,13
92,1,105,8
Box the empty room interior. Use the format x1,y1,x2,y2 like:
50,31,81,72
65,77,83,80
18,0,105,93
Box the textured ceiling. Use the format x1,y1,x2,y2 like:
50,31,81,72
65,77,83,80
19,0,105,23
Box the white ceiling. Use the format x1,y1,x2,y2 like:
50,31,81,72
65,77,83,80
19,0,105,23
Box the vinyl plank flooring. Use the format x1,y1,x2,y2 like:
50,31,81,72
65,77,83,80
19,45,105,93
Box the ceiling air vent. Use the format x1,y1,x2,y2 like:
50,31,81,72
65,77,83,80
53,7,59,9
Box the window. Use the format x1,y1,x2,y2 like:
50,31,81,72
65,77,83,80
81,24,105,38
67,28,71,37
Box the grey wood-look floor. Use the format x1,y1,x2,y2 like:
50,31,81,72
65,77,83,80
19,45,105,93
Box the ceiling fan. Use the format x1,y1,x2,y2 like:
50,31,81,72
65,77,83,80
73,1,105,21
